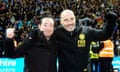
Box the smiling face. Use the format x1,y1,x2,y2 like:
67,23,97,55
39,17,54,39
60,9,76,32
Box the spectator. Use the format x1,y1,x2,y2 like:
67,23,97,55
99,39,114,72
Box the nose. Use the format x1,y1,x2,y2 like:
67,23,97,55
45,26,53,31
67,20,73,24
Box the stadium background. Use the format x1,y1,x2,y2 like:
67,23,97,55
0,0,120,72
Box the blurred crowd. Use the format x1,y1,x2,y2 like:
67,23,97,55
0,0,120,47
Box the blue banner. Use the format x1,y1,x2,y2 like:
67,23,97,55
112,56,120,71
0,58,24,72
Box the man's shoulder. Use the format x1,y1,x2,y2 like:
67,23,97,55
55,25,63,30
76,24,88,31
76,24,93,34
55,25,64,33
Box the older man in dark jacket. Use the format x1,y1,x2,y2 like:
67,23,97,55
55,9,117,72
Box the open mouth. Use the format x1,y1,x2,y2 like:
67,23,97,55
67,24,74,28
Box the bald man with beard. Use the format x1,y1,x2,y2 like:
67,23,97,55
55,9,117,72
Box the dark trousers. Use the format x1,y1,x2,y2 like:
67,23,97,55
99,57,113,72
90,59,99,72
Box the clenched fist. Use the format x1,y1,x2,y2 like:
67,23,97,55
105,11,118,22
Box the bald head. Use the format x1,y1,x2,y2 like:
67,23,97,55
60,9,75,19
60,9,76,31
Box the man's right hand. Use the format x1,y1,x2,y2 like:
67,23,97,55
6,28,15,39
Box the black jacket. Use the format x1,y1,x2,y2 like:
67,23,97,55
55,13,117,72
5,29,57,72
0,38,4,57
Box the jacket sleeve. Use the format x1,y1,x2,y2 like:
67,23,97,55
88,11,117,41
4,38,15,58
4,30,37,58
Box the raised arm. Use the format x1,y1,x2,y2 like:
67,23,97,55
88,11,118,41
4,28,36,58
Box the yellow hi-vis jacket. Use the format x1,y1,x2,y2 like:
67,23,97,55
90,41,99,59
99,40,114,58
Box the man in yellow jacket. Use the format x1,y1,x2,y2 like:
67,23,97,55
99,39,114,72
89,41,99,72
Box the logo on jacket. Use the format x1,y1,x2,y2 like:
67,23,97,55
77,34,86,47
